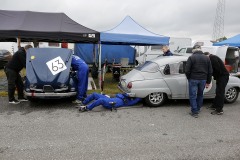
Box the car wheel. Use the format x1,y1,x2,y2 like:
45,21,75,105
144,92,167,107
225,87,239,103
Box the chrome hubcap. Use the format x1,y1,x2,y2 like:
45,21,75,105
225,88,237,101
149,92,163,104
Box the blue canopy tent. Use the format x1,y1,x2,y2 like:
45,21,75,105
101,16,169,45
213,34,240,47
98,16,169,71
97,16,169,90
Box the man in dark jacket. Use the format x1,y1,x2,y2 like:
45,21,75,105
185,45,212,118
162,46,173,56
204,52,229,115
4,43,33,104
79,92,141,112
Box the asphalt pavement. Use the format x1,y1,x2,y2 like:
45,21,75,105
0,97,240,160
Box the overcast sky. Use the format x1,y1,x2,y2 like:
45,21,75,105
1,0,240,40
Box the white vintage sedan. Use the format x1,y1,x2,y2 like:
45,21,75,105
119,56,240,107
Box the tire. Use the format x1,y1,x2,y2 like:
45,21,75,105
144,92,167,107
224,87,239,103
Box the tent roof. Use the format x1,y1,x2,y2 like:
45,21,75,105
0,10,100,43
100,16,169,45
213,34,240,47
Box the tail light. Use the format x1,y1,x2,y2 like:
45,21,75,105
127,82,132,89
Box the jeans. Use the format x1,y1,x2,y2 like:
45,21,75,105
188,79,206,114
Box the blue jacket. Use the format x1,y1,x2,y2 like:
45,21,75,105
163,50,173,56
71,55,87,70
115,93,142,107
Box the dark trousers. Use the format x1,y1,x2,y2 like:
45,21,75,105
213,75,229,112
4,67,24,101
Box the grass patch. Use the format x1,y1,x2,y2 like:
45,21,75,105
0,69,5,78
90,72,120,95
0,68,26,78
0,91,8,96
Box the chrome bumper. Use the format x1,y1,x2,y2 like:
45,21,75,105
118,85,136,97
24,91,77,97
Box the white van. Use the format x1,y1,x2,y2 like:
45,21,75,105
176,45,240,74
135,45,162,65
135,37,192,65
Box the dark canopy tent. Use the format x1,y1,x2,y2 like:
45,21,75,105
100,16,169,45
0,10,100,43
213,34,240,47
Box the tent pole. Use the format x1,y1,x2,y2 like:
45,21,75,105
98,41,102,90
17,37,21,49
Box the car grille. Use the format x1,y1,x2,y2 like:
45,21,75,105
43,85,54,93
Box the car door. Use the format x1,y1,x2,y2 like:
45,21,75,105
162,61,188,99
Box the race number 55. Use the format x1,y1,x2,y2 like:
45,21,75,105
46,56,67,75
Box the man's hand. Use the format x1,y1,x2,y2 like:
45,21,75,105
205,83,210,88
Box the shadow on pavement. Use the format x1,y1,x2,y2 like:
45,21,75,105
0,97,78,115
0,97,214,115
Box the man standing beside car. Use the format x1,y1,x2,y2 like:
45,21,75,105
4,38,33,104
204,52,229,115
162,45,173,56
185,45,212,118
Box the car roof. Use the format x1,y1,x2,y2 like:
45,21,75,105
151,56,188,66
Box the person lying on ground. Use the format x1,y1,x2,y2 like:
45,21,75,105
78,92,142,112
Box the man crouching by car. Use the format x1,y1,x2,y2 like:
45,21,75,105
4,38,33,104
185,45,212,118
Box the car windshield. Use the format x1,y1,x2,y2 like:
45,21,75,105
136,61,159,72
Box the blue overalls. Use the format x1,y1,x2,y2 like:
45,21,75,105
83,92,142,110
71,55,89,100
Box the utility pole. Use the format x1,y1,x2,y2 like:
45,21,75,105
212,0,225,42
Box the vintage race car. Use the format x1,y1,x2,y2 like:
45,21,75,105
24,48,77,101
119,56,240,107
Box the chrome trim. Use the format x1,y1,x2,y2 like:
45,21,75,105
55,87,68,92
29,87,68,92
118,85,135,97
30,88,43,92
24,91,77,97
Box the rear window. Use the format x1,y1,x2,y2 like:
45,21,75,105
136,61,159,72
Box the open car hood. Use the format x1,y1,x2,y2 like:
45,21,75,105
26,48,72,88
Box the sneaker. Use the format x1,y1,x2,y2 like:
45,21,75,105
211,110,224,115
79,106,88,112
72,99,83,105
189,112,198,118
9,99,20,104
18,98,28,102
206,105,216,110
